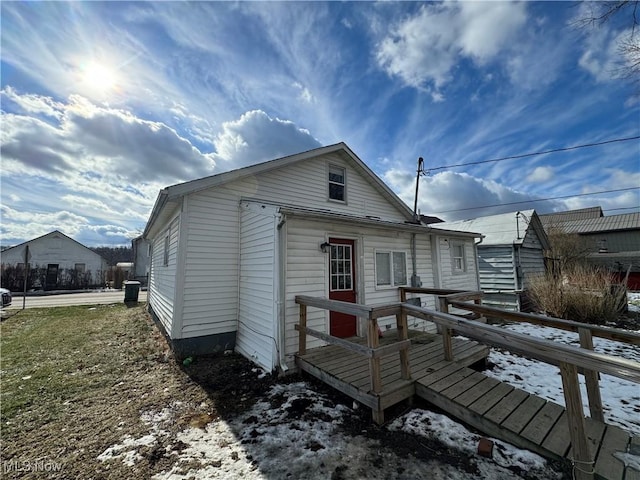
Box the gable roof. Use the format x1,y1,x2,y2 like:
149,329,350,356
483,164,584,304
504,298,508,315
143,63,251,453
431,209,550,249
542,212,640,235
1,230,107,261
539,206,603,227
144,142,417,238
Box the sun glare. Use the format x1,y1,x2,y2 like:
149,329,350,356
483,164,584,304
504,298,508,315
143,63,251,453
82,62,117,93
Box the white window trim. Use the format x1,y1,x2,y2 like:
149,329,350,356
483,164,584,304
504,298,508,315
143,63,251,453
374,249,409,289
327,163,347,204
163,232,170,267
451,241,467,274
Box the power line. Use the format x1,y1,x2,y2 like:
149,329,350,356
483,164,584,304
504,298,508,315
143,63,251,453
425,135,640,173
431,187,639,214
603,206,640,213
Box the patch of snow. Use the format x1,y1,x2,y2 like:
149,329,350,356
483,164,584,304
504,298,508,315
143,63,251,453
485,322,640,435
97,433,157,466
628,292,640,312
389,409,560,479
613,451,640,471
150,382,566,480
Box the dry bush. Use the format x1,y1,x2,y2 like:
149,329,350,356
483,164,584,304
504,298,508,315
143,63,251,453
529,265,626,324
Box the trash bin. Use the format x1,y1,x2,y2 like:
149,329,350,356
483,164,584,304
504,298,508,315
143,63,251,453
124,281,141,303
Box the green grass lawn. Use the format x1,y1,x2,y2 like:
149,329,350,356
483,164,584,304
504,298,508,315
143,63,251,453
0,304,202,479
2,305,154,430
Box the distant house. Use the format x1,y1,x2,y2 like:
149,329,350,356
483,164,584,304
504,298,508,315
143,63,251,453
0,230,108,291
432,210,550,311
539,207,640,289
143,142,480,371
131,236,150,286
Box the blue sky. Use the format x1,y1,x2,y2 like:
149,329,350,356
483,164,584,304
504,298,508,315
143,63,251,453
1,1,639,247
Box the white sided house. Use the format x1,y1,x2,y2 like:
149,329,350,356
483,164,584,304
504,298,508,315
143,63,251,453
0,230,108,290
143,143,480,371
433,210,550,311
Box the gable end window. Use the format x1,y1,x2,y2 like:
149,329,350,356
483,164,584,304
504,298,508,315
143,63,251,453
328,165,346,202
451,242,466,273
375,251,407,287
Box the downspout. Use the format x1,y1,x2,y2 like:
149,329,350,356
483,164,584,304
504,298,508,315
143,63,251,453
410,232,422,287
276,211,289,373
474,236,483,291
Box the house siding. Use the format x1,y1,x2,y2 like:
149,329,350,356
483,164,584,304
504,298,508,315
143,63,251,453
178,152,413,340
477,246,516,292
1,232,107,287
435,236,479,290
253,153,407,222
235,203,278,371
148,214,180,335
282,217,436,365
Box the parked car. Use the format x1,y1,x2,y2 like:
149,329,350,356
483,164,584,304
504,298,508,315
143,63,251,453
1,288,12,308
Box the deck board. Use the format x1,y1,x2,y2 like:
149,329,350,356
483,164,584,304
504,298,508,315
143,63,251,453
295,330,633,480
625,437,640,480
468,382,514,415
594,425,629,480
501,395,546,434
520,401,565,445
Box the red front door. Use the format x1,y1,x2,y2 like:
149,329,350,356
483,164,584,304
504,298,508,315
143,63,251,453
328,238,357,338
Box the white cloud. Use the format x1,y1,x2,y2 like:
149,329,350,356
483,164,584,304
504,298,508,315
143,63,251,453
212,110,321,169
1,86,64,118
384,169,557,221
293,82,315,104
527,166,554,183
1,90,215,183
579,28,630,83
376,2,527,89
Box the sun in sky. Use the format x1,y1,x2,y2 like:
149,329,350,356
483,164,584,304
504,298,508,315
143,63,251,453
80,61,118,96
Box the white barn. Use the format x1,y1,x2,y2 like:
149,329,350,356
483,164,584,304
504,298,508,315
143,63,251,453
433,210,550,311
0,230,108,290
143,143,480,371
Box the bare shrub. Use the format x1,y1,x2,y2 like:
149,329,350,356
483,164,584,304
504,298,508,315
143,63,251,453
529,265,626,324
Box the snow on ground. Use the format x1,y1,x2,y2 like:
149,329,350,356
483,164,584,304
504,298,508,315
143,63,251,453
98,382,567,479
629,291,640,313
484,296,640,436
97,295,639,478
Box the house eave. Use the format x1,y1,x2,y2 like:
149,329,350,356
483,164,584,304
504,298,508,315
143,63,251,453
277,205,480,237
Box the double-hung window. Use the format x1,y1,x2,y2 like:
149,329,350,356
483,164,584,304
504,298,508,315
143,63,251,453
375,251,407,287
451,242,466,273
328,165,346,202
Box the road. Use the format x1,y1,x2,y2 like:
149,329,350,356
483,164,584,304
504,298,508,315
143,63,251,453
2,290,148,310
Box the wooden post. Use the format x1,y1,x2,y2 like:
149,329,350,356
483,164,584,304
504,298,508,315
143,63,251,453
396,312,411,380
578,327,604,423
367,315,383,424
400,287,407,303
560,362,594,480
438,296,453,361
298,303,307,356
368,318,382,393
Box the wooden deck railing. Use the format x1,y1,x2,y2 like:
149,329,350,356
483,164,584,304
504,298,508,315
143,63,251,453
294,295,411,423
295,291,640,480
401,301,640,480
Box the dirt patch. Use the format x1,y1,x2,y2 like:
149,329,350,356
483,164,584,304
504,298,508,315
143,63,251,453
1,305,571,479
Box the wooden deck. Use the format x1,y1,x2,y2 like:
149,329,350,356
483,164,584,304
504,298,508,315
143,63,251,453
296,331,638,480
296,330,489,415
416,362,638,480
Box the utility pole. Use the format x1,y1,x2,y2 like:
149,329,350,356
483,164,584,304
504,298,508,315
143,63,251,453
413,157,424,222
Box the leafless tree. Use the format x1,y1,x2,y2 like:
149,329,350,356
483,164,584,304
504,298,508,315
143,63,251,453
575,1,640,90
